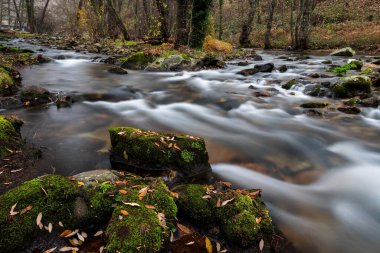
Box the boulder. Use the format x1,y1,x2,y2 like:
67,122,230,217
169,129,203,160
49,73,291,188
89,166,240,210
0,116,22,158
109,127,212,182
279,65,288,72
108,67,129,74
331,47,356,57
0,67,16,96
237,63,274,76
35,54,52,64
359,97,379,107
20,85,51,106
337,106,361,114
120,52,155,70
300,101,330,108
304,84,322,97
281,79,296,90
145,55,193,72
174,183,274,247
194,55,226,70
332,76,372,98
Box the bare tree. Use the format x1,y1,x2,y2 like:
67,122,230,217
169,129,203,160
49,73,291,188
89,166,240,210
39,0,50,31
155,0,170,39
25,0,36,33
106,0,130,40
239,0,258,47
218,0,223,39
174,0,189,48
293,0,317,50
264,0,277,49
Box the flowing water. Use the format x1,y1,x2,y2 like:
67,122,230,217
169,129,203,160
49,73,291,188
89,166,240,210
2,39,380,253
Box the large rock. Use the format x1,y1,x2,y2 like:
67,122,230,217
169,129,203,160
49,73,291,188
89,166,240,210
0,67,16,96
145,54,193,72
20,85,51,106
237,63,274,76
108,66,128,74
194,55,226,70
120,52,155,70
332,76,372,98
330,47,356,57
0,116,22,158
109,127,211,182
174,183,274,248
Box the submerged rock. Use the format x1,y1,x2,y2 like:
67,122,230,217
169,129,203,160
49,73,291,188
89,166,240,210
304,84,322,97
332,76,372,98
20,85,51,106
109,127,212,182
330,47,356,57
359,97,379,107
279,65,288,72
337,106,361,114
174,183,274,248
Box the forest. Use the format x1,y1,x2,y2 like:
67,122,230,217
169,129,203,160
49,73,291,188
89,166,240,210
0,0,380,253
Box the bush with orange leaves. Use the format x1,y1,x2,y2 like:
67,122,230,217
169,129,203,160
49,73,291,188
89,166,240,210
203,36,233,54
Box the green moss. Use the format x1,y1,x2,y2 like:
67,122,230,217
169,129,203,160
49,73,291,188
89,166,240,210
360,69,373,75
86,183,116,222
0,175,82,252
0,116,18,157
282,79,296,90
322,60,332,64
300,101,330,108
106,206,164,253
330,61,363,76
332,83,349,98
120,52,155,70
181,150,195,163
333,75,372,98
114,39,138,47
180,54,191,61
0,67,14,95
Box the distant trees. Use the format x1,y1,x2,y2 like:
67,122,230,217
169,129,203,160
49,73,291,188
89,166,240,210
292,0,317,50
239,0,258,46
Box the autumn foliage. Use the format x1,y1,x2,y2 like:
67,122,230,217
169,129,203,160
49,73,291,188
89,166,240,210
203,36,233,54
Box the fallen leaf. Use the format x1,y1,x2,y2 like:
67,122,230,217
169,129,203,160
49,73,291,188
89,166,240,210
220,250,227,253
202,195,211,199
220,181,232,188
185,241,195,245
59,230,73,237
154,142,160,147
119,189,128,195
36,212,43,226
9,203,19,216
145,205,156,209
157,212,166,227
77,232,85,242
205,237,213,253
221,198,235,207
77,182,85,187
138,187,148,200
48,222,53,233
216,198,221,208
120,210,129,216
177,223,191,234
43,247,57,253
20,205,33,214
99,246,105,253
118,215,123,220
259,239,264,251
170,232,174,242
256,217,262,224
81,231,87,238
59,247,79,252
216,242,221,252
59,221,64,227
69,238,80,246
170,191,179,198
123,150,128,161
94,230,103,237
122,202,140,207
10,169,22,173
117,131,125,136
168,143,173,148
65,229,79,238
38,222,44,230
174,143,181,150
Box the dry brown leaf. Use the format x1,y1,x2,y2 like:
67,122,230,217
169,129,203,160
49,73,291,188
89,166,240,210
65,229,79,238
77,232,85,242
59,247,79,252
59,230,73,237
36,212,43,226
170,232,175,242
20,205,33,215
118,189,128,195
185,241,195,245
157,212,166,227
138,186,148,200
216,242,221,252
94,230,103,237
168,143,173,148
220,250,227,253
81,231,88,238
259,239,264,251
220,181,232,188
177,223,191,234
170,191,179,199
48,223,53,233
9,203,19,216
69,238,80,246
145,205,156,209
216,198,222,208
58,221,64,227
123,151,128,161
99,246,105,253
221,198,235,207
38,222,44,230
43,247,57,253
256,217,262,224
174,144,181,150
120,210,129,216
10,168,22,173
122,202,140,207
205,237,213,253
202,195,211,199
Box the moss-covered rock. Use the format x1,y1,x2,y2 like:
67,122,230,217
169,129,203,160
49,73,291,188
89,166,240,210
0,67,15,96
330,60,363,76
332,75,372,98
174,184,274,247
20,85,51,106
109,127,211,181
300,101,330,108
106,177,177,253
331,47,356,57
145,54,193,72
0,116,23,158
282,79,296,90
120,52,155,70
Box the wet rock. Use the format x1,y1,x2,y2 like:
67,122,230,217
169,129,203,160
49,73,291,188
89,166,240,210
331,47,356,57
252,54,263,61
252,90,272,97
35,54,52,64
73,169,120,188
304,84,322,97
145,55,193,72
282,79,296,90
321,81,332,88
108,67,129,75
332,76,372,98
359,97,379,107
174,183,274,248
55,94,72,108
120,52,155,70
303,109,323,117
109,127,212,182
248,85,257,89
309,73,321,78
371,76,380,87
279,65,288,72
372,59,380,65
0,97,23,109
237,68,259,76
300,101,330,108
237,63,274,76
194,55,226,70
322,60,332,64
20,85,51,106
237,61,250,66
102,56,117,64
337,106,361,114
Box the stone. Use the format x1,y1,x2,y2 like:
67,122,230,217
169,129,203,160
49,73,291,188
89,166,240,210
145,55,192,72
331,47,356,57
337,106,361,114
20,85,51,106
108,67,129,74
279,65,288,72
332,76,372,98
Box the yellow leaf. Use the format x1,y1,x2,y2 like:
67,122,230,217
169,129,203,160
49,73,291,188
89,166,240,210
221,198,235,207
138,186,148,200
170,191,179,198
145,205,156,209
119,189,128,195
205,237,213,253
36,212,43,226
256,217,262,224
43,247,57,253
77,182,85,187
120,210,129,216
59,229,73,237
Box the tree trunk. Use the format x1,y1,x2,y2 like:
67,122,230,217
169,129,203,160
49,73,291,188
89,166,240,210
155,0,170,39
0,1,3,29
39,0,50,32
293,0,316,50
13,0,21,29
25,0,36,33
290,0,294,47
239,0,258,47
190,0,213,48
174,0,189,48
7,0,11,28
264,0,277,49
218,0,223,39
106,0,130,40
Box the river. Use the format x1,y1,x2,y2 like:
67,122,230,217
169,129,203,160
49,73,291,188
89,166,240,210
3,39,380,253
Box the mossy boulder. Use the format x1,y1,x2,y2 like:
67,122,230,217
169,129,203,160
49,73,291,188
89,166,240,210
106,177,177,253
332,76,372,98
0,67,16,96
109,127,212,182
331,47,356,57
20,85,51,106
282,79,296,90
145,55,193,72
194,55,226,70
300,101,330,108
0,116,22,158
237,63,274,76
174,184,274,247
120,52,155,70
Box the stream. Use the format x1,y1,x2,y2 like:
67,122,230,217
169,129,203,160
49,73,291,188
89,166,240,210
2,39,380,253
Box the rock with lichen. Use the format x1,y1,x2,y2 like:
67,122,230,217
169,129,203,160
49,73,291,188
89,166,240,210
332,75,372,98
20,85,51,106
120,52,155,70
330,47,356,57
0,67,17,96
0,116,22,158
109,127,212,182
